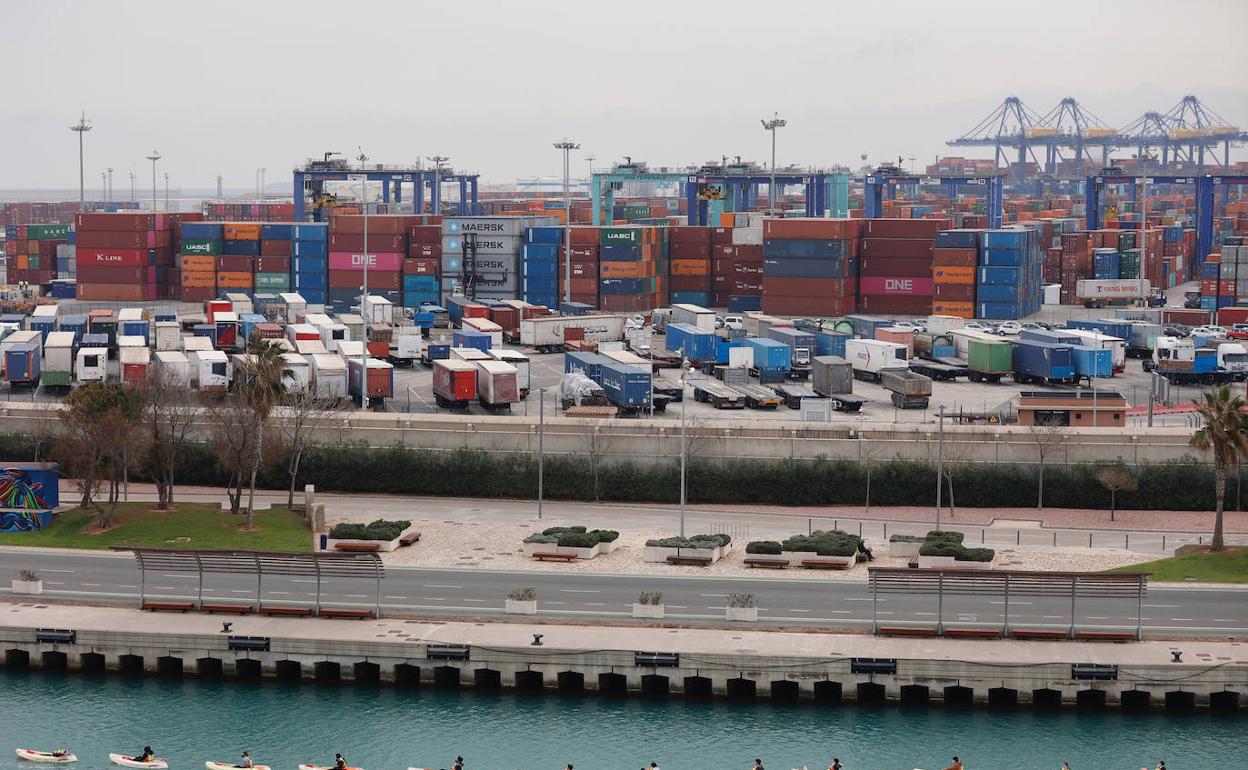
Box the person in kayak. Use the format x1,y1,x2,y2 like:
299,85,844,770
333,755,347,770
134,748,155,763
238,753,254,769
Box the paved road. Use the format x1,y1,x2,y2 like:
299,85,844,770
1,549,1244,637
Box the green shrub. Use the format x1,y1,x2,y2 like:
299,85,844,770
523,533,559,544
889,534,925,543
329,519,410,541
691,533,731,547
589,529,619,543
745,540,782,555
544,525,586,535
782,531,859,557
646,536,722,549
918,541,964,558
926,530,964,544
957,547,996,563
557,531,597,548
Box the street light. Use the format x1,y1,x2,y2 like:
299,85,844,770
760,112,786,212
679,360,690,537
356,148,371,409
537,386,548,520
69,111,92,213
935,405,945,531
129,171,135,204
100,171,106,202
427,155,448,215
163,173,170,211
145,150,161,212
554,139,580,302
107,167,113,203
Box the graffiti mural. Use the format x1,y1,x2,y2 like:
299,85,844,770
0,463,60,533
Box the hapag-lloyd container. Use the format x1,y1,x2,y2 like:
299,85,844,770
328,252,403,271
599,361,652,407
858,276,934,295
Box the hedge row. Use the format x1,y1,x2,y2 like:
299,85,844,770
0,432,1229,512
524,526,620,547
329,519,410,541
646,533,731,549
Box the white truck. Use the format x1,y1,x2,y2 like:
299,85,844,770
388,327,424,366
1076,278,1152,308
42,331,75,388
844,338,909,382
520,314,628,353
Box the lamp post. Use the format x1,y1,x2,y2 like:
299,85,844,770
69,111,92,213
145,150,161,212
107,168,113,203
427,155,448,215
554,140,580,302
100,171,106,202
935,405,945,531
129,171,135,204
679,360,690,537
537,386,547,520
163,172,169,211
760,112,786,212
355,149,370,409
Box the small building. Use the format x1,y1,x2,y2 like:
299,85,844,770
1016,390,1127,427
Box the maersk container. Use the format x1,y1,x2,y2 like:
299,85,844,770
565,351,610,383
476,359,519,408
348,358,394,400
1011,340,1075,384
844,314,892,339
811,356,853,396
600,361,652,408
742,337,792,371
665,323,717,361
1071,346,1114,378
42,331,75,388
452,328,492,353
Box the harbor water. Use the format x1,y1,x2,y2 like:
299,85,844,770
2,671,1243,770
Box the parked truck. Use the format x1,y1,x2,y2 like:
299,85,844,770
692,380,746,409
348,357,395,407
767,327,814,376
880,368,932,409
489,349,530,398
809,356,863,412
1011,340,1077,385
42,331,75,388
432,358,478,410
476,360,519,412
4,343,40,388
599,361,652,413
120,346,151,389
387,327,424,366
1143,336,1246,384
520,314,628,353
965,338,1013,383
1076,278,1152,308
844,338,908,382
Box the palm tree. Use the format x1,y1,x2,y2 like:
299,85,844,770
236,336,291,529
1190,386,1248,552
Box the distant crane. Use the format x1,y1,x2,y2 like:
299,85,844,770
946,96,1047,182
1120,95,1247,169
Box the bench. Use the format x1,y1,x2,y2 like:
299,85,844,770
800,559,851,570
142,601,195,613
877,625,938,637
201,603,254,615
259,606,315,617
1010,628,1069,640
399,531,422,547
319,608,375,620
744,558,789,569
531,552,578,562
944,627,1002,639
666,555,713,567
1075,630,1136,642
334,542,381,552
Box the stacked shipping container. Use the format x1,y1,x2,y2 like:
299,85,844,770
598,226,661,313
178,221,223,302
761,218,859,316
404,221,441,308
521,226,561,308
858,218,947,315
292,223,329,306
3,223,70,286
667,226,712,306
976,227,1043,319
74,213,181,301
930,229,980,318
329,214,406,309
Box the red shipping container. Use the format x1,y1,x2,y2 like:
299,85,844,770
763,297,853,316
861,218,950,238
860,257,934,277
568,263,597,279
859,276,934,295
77,247,157,267
403,258,440,275
713,244,764,260
76,265,158,283
409,225,442,242
858,294,934,314
764,277,851,297
260,239,293,257
762,218,859,239
328,270,400,290
75,212,157,232
668,275,711,292
215,255,254,272
329,232,406,252
860,238,934,258
932,248,977,267
76,282,158,301
733,263,764,277
670,227,712,246
331,215,409,235
670,241,711,258
733,280,764,293
569,227,600,246
76,230,171,249
567,246,599,259
180,286,216,302
408,242,442,258
933,283,975,301
327,252,404,271
711,227,734,246
255,257,291,274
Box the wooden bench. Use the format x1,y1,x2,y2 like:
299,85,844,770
142,601,195,613
399,531,422,547
319,608,375,620
334,542,381,552
1010,628,1068,640
945,627,1002,639
1075,630,1136,642
259,606,314,617
531,552,578,562
878,625,938,637
666,555,713,566
744,558,789,569
800,559,851,570
201,603,254,615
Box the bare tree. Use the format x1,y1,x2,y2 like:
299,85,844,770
141,367,200,510
585,420,617,502
1096,463,1137,522
1026,418,1066,510
204,395,260,515
27,407,58,463
932,435,975,518
54,382,143,529
859,438,884,514
275,390,343,509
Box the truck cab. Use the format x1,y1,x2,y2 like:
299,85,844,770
1216,342,1248,375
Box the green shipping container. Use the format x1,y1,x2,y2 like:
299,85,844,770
1119,250,1140,279
253,272,291,289
27,224,70,239
967,339,1012,375
1118,231,1137,250
180,238,222,256
599,226,641,246
42,370,72,388
27,255,40,269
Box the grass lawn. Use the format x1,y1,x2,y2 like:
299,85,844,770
0,502,312,552
1110,547,1248,583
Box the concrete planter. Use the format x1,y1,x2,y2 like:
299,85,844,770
632,603,665,619
505,599,538,615
726,606,758,622
11,579,43,595
522,542,604,559
324,535,403,552
888,541,922,559
744,553,787,564
643,545,723,564
780,551,855,568
918,555,958,569
953,559,993,570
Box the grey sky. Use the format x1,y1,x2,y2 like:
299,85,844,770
4,0,1246,191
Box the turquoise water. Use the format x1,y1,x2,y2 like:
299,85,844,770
1,671,1243,770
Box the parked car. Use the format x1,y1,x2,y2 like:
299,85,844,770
792,318,822,332
889,320,922,332
1164,323,1192,338
1193,325,1228,337
963,321,993,331
1229,324,1248,340
722,315,745,331
995,321,1023,335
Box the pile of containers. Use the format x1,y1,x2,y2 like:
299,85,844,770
3,224,69,286
930,229,980,318
667,226,712,307
521,226,562,308
599,225,661,313
858,218,947,315
976,227,1044,319
74,213,188,301
565,226,601,307
329,214,406,309
404,221,442,308
761,218,859,316
715,219,764,312
291,223,329,306
442,215,557,303
177,221,222,302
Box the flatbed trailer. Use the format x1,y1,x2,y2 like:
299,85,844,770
652,382,684,402
692,380,746,409
730,383,782,409
772,383,818,409
908,360,968,381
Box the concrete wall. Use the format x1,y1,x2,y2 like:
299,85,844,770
0,401,1209,469
0,631,1240,711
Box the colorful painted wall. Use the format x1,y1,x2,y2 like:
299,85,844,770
0,463,59,532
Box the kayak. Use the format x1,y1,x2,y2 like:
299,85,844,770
109,755,169,769
16,751,78,764
206,763,270,770
298,765,362,770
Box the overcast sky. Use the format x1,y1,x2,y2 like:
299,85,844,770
4,0,1246,191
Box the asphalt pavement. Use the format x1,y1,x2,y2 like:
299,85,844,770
1,549,1243,637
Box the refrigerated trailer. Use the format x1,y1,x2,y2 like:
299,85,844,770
520,314,628,353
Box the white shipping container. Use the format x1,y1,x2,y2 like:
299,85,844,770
1076,278,1151,300
476,359,519,406
43,331,75,380
670,303,717,332
362,295,394,325
844,338,909,376
520,315,628,349
154,321,181,351
117,335,146,349
488,349,529,394
183,336,213,354
925,315,966,335
730,227,764,246
389,330,423,363
281,352,311,393
192,349,230,390
295,339,328,355
153,351,190,387
75,347,108,382
278,293,308,323
461,316,504,348
337,340,366,359
309,353,348,398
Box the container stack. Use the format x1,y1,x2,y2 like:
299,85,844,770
328,215,407,310
74,213,175,301
178,221,223,302
566,226,601,307
761,218,860,316
203,202,295,221
1093,248,1120,279
598,225,660,313
256,224,293,293
930,229,980,318
442,215,558,303
217,222,261,296
521,226,562,308
1058,230,1091,305
858,218,947,315
3,223,69,287
667,226,712,306
711,225,764,312
291,222,329,306
404,222,442,308
976,227,1043,319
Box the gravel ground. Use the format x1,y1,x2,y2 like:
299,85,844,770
325,513,1156,578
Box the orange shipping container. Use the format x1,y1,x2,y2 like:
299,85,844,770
223,223,262,240
931,301,974,319
179,254,216,271
600,261,656,278
670,259,711,277
180,270,215,288
216,271,254,288
932,266,975,285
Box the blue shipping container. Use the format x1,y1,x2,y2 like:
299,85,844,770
844,314,892,339
559,302,596,316
180,222,224,239
565,351,610,383
523,261,558,279
292,224,329,241
452,329,491,353
742,337,791,370
934,229,980,249
4,344,41,384
812,330,850,357
292,240,329,258
525,227,563,245
665,323,717,361
726,295,762,312
768,326,816,353
762,239,849,259
1012,340,1075,382
1071,346,1114,378
762,257,847,278
261,223,294,240
521,242,560,260
977,266,1023,285
600,362,652,407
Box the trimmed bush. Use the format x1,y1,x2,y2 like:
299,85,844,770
543,525,586,535
329,519,410,541
523,533,559,544
646,536,722,549
782,531,860,557
589,529,619,543
957,547,996,563
919,541,964,557
745,540,782,555
690,533,731,547
926,530,964,544
889,534,925,543
557,531,597,548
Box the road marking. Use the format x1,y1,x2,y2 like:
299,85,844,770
545,601,566,605
1144,604,1180,608
1043,615,1064,619
700,593,728,597
877,611,895,615
152,586,175,590
828,610,852,614
914,612,937,616
585,602,605,607
990,601,1031,605
344,594,368,598
1171,618,1194,621
422,597,446,601
231,590,251,594
82,582,101,587
162,573,195,579
1213,618,1239,622
384,595,408,600
424,584,462,589
40,569,75,573
461,598,485,603
788,609,811,613
559,589,601,593
667,605,687,609
1086,616,1109,620
118,584,137,588
843,597,873,602
46,581,64,586
292,579,316,584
